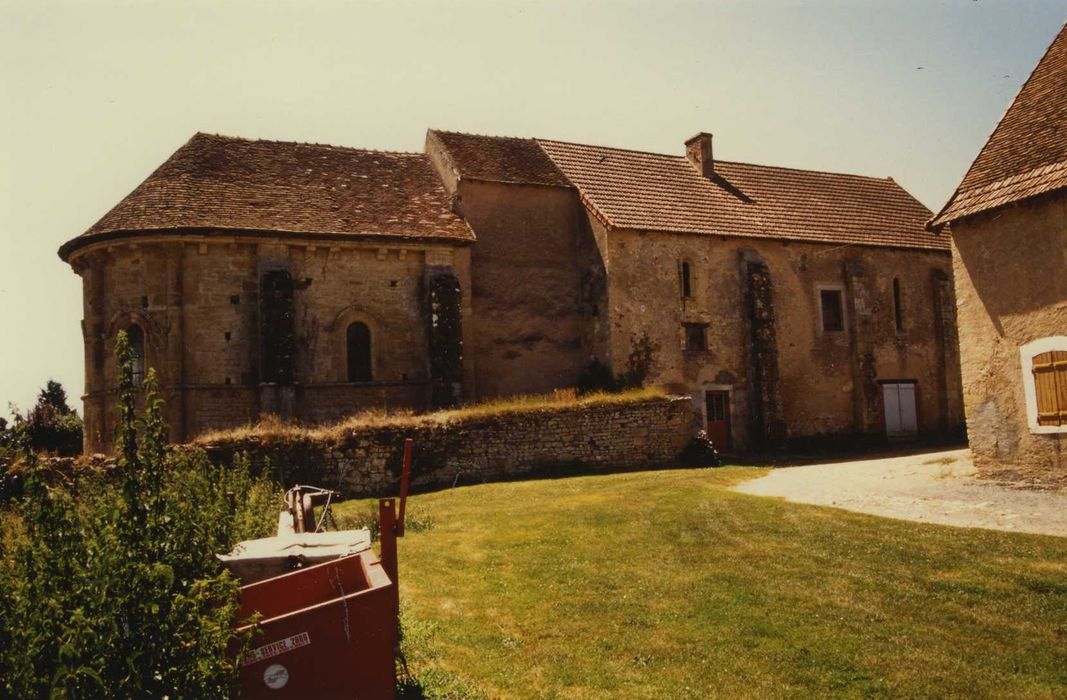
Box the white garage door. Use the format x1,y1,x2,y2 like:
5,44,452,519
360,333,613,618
883,382,917,437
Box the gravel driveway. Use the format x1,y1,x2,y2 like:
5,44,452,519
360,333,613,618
734,448,1067,537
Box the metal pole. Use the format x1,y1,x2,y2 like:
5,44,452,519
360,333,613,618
397,438,413,536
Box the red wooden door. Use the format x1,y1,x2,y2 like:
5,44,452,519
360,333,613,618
705,390,731,451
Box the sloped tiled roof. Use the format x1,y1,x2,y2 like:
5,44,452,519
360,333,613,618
930,23,1067,228
60,133,474,259
429,130,569,187
536,139,944,251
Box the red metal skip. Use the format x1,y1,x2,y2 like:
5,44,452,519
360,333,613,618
234,550,396,699
233,438,415,699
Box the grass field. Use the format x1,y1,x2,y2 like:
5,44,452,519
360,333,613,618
333,467,1067,699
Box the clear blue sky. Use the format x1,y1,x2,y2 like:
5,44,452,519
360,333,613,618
1,0,1064,415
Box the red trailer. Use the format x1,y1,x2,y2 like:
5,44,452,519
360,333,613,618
224,439,414,699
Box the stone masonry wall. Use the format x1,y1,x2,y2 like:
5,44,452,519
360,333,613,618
198,395,695,498
69,235,472,453
603,229,964,450
951,195,1067,487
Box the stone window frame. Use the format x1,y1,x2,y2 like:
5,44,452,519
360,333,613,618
107,310,156,386
679,260,694,300
892,277,905,333
682,322,708,352
330,306,381,384
1020,336,1067,435
126,324,146,384
816,283,847,334
345,321,374,383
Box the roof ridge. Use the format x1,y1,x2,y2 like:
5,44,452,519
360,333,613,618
191,131,424,157
536,137,687,160
537,137,899,183
429,128,538,143
716,158,896,183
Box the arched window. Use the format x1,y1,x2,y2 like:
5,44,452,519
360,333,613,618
126,324,145,384
346,322,372,382
680,261,693,299
892,278,904,332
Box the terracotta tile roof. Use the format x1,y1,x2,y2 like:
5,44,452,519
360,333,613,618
60,133,474,259
536,139,945,251
930,23,1067,228
428,130,570,187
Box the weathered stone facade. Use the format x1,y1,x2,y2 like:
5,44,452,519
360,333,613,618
949,196,1067,486
423,130,964,453
928,24,1067,486
64,129,965,456
598,228,962,451
198,395,694,497
70,237,472,452
425,132,592,398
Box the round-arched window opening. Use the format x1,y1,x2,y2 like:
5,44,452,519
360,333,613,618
346,322,372,382
126,324,146,384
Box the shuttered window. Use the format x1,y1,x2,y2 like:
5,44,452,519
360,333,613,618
1032,350,1067,426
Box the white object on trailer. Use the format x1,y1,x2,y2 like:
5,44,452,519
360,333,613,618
218,528,373,584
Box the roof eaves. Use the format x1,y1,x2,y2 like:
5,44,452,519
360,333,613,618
607,224,949,252
58,225,476,262
928,22,1067,231
453,175,574,189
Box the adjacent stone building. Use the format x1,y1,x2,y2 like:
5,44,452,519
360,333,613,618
425,130,963,454
928,23,1067,486
63,125,964,454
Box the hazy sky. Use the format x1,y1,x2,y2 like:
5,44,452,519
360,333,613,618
1,0,1064,415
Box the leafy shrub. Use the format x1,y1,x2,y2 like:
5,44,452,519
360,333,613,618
2,380,84,457
0,332,281,698
678,430,721,467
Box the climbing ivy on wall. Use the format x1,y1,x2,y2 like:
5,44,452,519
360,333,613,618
426,270,463,408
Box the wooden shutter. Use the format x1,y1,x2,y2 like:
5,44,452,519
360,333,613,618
1032,350,1067,426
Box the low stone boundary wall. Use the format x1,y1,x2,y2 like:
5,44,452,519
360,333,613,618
198,395,694,497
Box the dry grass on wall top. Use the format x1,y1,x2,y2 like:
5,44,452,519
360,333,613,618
193,386,669,446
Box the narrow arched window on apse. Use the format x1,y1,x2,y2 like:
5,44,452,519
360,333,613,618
680,261,693,299
126,324,146,384
346,322,373,382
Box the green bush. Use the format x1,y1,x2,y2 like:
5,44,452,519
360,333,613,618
1,380,84,458
0,332,280,698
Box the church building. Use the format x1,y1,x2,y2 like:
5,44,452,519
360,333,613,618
61,128,963,454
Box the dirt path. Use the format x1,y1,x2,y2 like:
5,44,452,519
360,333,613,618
734,448,1067,537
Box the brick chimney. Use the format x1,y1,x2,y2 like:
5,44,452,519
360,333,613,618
685,132,714,178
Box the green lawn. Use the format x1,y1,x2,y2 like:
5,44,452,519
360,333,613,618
333,467,1067,699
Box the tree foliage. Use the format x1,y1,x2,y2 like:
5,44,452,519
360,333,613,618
1,379,83,458
0,331,280,698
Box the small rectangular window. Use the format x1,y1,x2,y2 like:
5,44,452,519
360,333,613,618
1032,351,1067,426
820,289,844,332
684,323,707,351
680,262,693,299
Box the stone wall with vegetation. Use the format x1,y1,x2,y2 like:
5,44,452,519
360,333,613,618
195,393,695,497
